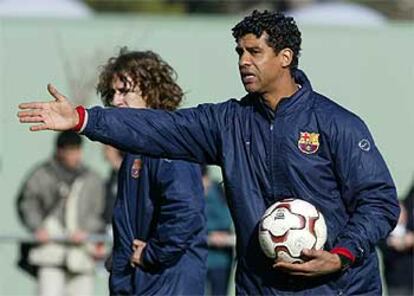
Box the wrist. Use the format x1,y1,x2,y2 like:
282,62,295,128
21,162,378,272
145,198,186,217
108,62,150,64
330,247,354,271
139,254,147,268
72,106,85,132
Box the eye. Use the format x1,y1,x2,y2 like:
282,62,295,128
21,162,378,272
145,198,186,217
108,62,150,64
119,87,131,95
105,89,115,100
235,48,243,57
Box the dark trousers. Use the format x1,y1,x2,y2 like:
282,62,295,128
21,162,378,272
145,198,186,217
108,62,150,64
207,267,232,296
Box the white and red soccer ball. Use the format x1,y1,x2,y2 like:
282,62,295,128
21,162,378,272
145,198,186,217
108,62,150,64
258,198,327,263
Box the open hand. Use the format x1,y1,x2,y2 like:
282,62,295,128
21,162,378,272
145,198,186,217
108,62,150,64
18,84,79,131
273,249,342,277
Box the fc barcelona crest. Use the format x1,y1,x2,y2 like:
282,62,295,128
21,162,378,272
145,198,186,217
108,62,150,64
298,132,320,154
131,159,142,179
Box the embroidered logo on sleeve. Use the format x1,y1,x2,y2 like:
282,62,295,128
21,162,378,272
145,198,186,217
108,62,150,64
131,159,142,178
358,139,371,152
298,132,320,154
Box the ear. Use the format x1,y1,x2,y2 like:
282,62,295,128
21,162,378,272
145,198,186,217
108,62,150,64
279,48,294,68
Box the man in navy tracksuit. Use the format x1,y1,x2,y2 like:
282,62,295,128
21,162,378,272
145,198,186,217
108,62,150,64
19,10,400,295
97,49,207,295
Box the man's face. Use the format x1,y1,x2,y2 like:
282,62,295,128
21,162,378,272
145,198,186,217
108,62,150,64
236,33,284,94
57,146,82,170
110,74,147,109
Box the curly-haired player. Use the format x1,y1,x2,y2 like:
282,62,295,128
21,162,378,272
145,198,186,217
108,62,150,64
97,48,183,110
98,48,207,295
19,10,400,295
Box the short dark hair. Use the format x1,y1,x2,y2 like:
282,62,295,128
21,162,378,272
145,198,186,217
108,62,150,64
56,131,82,149
232,10,301,70
97,47,183,111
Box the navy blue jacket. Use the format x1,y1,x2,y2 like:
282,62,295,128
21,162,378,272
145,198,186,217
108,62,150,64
85,70,399,295
110,153,207,295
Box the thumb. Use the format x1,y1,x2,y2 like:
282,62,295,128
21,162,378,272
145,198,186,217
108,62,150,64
132,239,143,247
301,248,317,259
47,83,67,102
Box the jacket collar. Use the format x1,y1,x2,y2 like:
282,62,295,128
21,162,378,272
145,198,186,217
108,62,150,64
252,69,313,120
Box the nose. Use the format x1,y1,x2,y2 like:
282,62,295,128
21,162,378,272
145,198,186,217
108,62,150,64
239,52,252,68
112,92,125,107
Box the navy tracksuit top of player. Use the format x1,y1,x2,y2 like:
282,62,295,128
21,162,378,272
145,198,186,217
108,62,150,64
110,154,207,295
85,69,399,295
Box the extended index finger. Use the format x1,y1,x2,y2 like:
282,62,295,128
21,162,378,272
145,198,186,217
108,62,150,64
18,101,48,110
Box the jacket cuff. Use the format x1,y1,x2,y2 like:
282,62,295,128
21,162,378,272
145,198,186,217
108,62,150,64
141,245,160,271
332,238,366,264
72,106,88,132
330,247,355,263
330,247,356,270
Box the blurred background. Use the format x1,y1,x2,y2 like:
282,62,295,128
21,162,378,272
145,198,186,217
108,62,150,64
1,0,413,295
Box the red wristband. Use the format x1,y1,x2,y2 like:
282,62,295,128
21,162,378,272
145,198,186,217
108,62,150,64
73,105,86,132
330,247,355,263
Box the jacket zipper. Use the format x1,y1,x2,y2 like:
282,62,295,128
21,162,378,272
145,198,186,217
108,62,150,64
269,122,275,198
123,156,136,240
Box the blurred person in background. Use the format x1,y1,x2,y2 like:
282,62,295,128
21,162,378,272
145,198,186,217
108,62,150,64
405,181,414,241
97,48,207,295
16,131,106,296
102,144,123,230
100,144,123,271
202,166,234,296
381,185,414,296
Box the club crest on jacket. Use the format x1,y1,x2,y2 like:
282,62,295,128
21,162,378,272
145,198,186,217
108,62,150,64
298,132,320,154
131,159,142,178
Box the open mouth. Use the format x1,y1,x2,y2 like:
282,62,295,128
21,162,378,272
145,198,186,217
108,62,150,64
242,73,256,84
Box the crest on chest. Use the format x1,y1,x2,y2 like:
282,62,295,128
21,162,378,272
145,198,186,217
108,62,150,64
298,132,320,154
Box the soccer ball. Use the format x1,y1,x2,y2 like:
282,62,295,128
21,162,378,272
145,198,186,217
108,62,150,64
258,198,327,263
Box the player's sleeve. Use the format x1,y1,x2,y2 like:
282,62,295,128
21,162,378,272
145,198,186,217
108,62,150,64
141,160,205,270
330,115,400,264
82,103,226,165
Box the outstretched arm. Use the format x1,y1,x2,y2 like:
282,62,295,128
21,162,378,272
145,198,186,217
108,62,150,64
18,85,224,164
